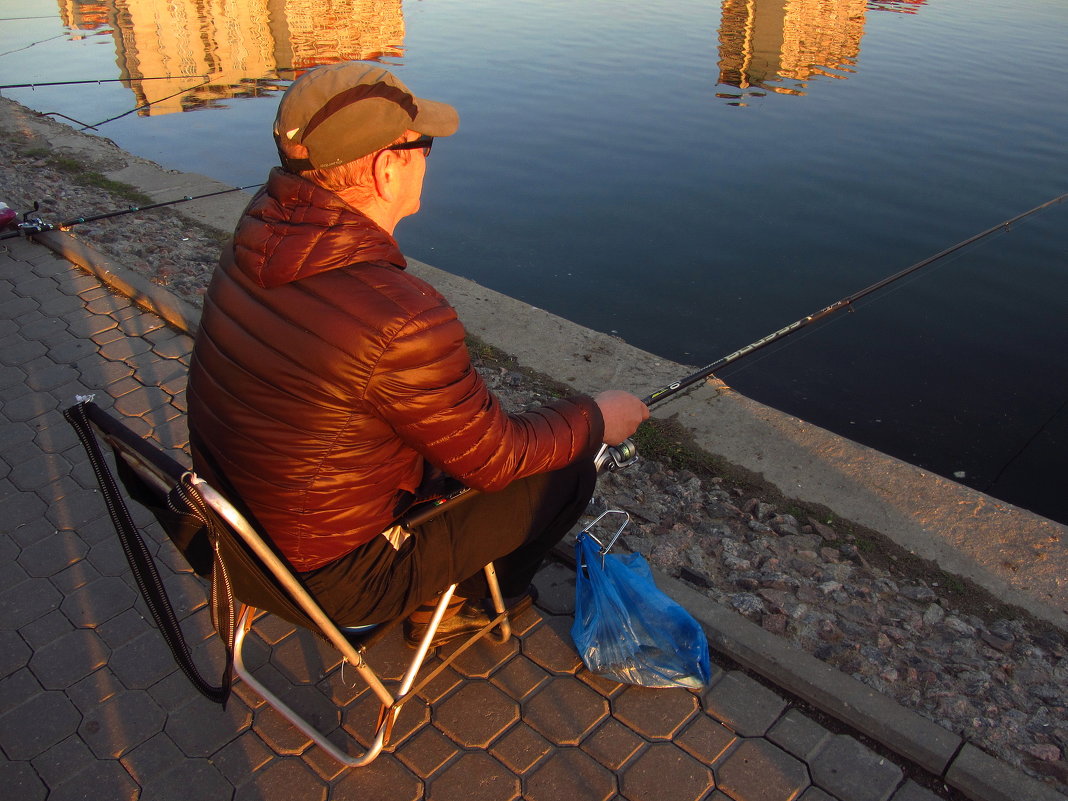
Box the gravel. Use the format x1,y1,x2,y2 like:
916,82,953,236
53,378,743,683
2,97,1065,795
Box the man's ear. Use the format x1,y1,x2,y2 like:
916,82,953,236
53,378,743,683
372,151,398,202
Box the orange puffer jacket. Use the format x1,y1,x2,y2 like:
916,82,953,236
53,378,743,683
187,169,603,571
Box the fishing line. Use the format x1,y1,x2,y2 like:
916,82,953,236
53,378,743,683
0,33,64,58
713,239,981,383
81,76,218,130
1,75,209,90
985,394,1068,493
642,191,1068,408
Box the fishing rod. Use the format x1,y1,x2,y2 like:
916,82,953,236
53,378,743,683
0,183,263,241
1,76,209,90
310,190,1068,528
642,190,1068,408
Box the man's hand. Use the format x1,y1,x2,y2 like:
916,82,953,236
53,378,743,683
595,390,650,446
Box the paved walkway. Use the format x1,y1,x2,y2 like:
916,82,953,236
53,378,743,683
0,235,1008,800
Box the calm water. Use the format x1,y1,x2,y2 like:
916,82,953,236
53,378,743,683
3,0,1067,523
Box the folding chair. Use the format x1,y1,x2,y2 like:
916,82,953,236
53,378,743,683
64,400,513,768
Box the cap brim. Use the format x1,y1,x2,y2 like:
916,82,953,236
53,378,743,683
411,96,459,138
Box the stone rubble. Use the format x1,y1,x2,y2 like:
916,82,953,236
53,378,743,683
2,103,1065,795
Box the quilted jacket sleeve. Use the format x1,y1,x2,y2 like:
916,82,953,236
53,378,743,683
361,302,604,491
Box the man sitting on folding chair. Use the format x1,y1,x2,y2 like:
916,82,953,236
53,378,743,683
187,63,648,647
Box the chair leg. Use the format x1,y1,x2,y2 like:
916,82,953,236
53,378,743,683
233,606,392,767
483,562,511,642
230,563,517,767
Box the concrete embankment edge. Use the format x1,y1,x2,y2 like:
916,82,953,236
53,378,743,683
36,228,1068,801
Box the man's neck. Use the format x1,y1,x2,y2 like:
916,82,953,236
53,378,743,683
334,187,399,235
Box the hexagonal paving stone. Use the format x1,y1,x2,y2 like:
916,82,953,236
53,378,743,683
210,730,276,784
233,756,327,801
25,360,80,392
47,486,108,529
809,734,903,801
46,758,139,801
66,665,126,715
489,653,550,701
28,627,110,689
18,531,89,577
613,685,699,740
270,628,342,685
112,385,172,418
414,664,465,705
491,722,552,774
0,629,31,677
621,742,716,801
0,759,47,801
107,627,184,692
165,693,252,757
395,723,462,778
580,717,645,771
703,670,788,737
331,753,423,801
435,680,519,748
676,713,738,765
428,751,519,801
49,556,102,594
253,685,336,755
60,575,136,627
98,336,153,363
0,689,82,760
768,708,832,762
531,561,576,616
160,571,208,619
66,312,118,338
522,615,582,675
30,734,99,791
119,731,186,783
443,633,519,679
524,677,608,746
140,758,236,801
2,492,49,545
575,667,627,699
343,684,429,750
526,746,615,801
0,575,61,629
716,738,810,801
9,451,73,491
79,689,167,758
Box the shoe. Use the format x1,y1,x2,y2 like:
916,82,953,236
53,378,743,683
403,586,537,648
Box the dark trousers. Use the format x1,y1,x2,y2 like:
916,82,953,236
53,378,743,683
301,458,597,627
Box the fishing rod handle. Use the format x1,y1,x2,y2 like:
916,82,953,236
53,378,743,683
400,439,640,530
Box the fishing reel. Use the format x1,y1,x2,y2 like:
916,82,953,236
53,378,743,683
594,438,638,473
11,203,53,237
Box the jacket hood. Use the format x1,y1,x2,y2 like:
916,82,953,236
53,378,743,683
232,167,407,288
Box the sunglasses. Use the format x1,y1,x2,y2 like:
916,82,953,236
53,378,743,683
383,135,434,157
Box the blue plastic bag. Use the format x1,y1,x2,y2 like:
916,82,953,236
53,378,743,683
571,531,711,688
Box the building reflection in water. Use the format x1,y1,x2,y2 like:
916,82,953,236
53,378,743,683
55,0,405,115
54,0,930,114
717,0,926,104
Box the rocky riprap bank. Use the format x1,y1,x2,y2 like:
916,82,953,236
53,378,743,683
2,97,1065,795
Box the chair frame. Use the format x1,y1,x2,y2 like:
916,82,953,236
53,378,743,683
76,403,514,768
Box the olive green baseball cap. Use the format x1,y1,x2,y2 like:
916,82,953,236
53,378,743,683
273,62,459,172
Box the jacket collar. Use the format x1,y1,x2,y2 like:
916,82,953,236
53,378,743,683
234,168,407,288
